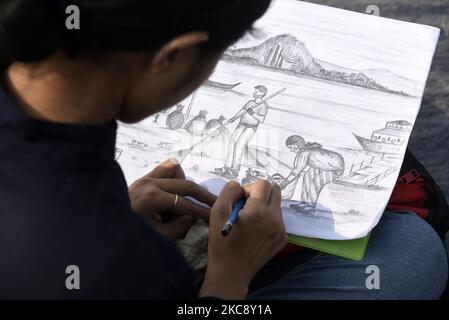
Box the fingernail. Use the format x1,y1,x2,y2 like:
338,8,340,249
169,158,180,165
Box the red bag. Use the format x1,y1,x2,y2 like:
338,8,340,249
387,169,433,219
386,150,449,238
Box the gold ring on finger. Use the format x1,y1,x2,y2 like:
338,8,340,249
173,194,180,210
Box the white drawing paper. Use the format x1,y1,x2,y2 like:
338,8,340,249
116,0,440,240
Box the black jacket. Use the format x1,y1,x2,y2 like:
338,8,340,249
0,85,196,299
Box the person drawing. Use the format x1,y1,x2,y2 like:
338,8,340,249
278,135,345,214
0,0,447,301
214,85,269,179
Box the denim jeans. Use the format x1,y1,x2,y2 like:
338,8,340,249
249,211,448,300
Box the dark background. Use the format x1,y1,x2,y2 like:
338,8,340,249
305,0,449,201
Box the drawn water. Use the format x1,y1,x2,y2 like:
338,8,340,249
205,61,420,147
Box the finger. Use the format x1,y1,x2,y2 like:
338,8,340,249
154,190,210,222
268,183,282,211
147,158,185,179
157,216,196,240
173,195,211,222
243,179,272,205
154,179,216,207
214,181,244,219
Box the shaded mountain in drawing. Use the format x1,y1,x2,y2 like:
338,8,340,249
317,61,422,97
223,34,417,96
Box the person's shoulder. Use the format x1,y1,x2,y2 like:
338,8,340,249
261,101,269,109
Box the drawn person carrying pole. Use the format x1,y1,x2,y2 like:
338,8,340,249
174,87,286,163
278,135,345,214
214,85,270,179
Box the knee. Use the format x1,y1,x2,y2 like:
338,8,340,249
445,231,449,252
369,211,448,299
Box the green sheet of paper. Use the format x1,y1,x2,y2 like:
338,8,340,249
288,234,371,261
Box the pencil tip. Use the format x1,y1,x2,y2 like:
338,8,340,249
221,224,232,237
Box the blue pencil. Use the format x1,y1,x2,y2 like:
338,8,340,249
221,198,246,236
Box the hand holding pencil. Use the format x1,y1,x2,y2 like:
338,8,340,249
200,180,287,300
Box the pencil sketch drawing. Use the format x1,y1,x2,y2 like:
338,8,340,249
214,85,270,179
279,136,345,214
353,120,412,154
223,33,412,96
116,0,440,240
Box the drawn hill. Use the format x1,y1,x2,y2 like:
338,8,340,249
223,34,417,96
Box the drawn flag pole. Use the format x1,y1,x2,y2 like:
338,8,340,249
175,87,287,162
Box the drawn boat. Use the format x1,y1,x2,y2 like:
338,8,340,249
353,120,412,154
353,134,405,154
205,80,241,91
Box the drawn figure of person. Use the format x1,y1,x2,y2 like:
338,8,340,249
279,135,345,214
214,85,269,179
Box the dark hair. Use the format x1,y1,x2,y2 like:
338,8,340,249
0,0,271,69
254,85,268,96
286,135,305,148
